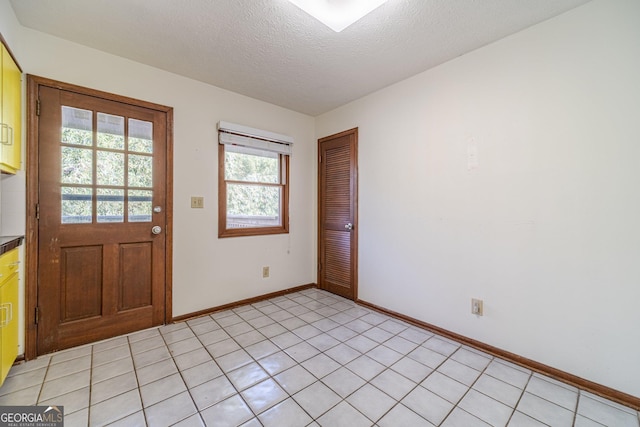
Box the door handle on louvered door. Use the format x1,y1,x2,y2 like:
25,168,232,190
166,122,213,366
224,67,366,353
345,223,353,231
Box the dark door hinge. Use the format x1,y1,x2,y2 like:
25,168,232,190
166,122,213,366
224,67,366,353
36,203,40,220
35,307,39,325
317,262,322,271
36,99,41,116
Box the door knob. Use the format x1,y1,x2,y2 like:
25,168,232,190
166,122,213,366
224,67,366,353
345,223,353,231
151,226,162,235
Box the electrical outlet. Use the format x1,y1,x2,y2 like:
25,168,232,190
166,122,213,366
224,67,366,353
262,266,270,278
471,298,484,316
191,196,204,208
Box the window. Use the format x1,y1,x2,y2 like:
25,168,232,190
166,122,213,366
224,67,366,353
218,122,292,238
60,106,154,224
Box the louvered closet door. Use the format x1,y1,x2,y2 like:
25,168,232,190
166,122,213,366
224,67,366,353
318,128,358,300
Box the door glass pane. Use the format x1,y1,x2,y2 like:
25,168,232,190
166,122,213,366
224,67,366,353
62,146,93,184
62,106,93,146
128,190,153,222
97,113,125,150
225,146,279,183
227,184,281,228
128,155,153,188
61,187,92,224
97,150,125,186
97,189,124,223
59,109,159,225
129,118,153,153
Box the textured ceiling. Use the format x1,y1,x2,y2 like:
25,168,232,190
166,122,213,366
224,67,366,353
10,0,592,116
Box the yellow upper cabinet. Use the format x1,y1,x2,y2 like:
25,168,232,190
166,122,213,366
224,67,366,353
0,37,22,174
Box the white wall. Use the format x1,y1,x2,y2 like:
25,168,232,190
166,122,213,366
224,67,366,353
316,0,640,398
0,0,317,338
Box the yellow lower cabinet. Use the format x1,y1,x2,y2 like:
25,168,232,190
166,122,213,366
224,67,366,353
0,249,19,385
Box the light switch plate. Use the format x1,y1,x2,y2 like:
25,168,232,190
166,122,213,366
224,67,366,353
191,196,204,208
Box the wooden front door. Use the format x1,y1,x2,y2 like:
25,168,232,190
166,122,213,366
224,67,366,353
31,77,172,355
318,128,358,300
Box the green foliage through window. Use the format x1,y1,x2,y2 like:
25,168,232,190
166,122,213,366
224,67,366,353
60,112,154,224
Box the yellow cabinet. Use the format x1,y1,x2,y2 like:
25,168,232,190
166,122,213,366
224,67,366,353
0,38,22,174
0,248,19,385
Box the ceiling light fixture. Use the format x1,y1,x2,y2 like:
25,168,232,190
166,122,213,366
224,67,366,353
287,0,390,32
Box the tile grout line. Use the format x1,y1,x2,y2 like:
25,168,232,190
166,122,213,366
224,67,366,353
260,292,452,425
572,390,581,426
263,292,343,422
103,334,147,426
378,320,469,424
574,390,630,427
158,323,200,426
514,371,565,426
34,355,53,407
309,304,382,423
251,292,349,424
87,343,93,425
434,350,494,426
527,375,583,422
283,294,431,424
182,318,229,425
368,336,437,426
293,292,382,424
177,321,208,425
141,328,172,426
255,292,495,425
224,314,275,424
237,291,373,424
503,369,534,426
326,309,534,426
360,333,443,425
274,294,336,423
192,312,264,423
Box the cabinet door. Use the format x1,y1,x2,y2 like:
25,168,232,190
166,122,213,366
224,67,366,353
0,44,3,161
1,44,21,174
0,274,18,384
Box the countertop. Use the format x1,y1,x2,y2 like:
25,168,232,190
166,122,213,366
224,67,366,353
0,235,24,256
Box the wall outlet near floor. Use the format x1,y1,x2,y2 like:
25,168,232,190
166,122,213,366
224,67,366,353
471,298,484,316
191,196,204,208
262,266,270,278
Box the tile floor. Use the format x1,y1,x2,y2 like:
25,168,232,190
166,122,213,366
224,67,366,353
0,289,638,426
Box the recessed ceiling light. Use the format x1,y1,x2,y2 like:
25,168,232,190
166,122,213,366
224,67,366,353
287,0,390,32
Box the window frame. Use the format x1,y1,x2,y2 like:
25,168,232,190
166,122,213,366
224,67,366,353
218,143,290,238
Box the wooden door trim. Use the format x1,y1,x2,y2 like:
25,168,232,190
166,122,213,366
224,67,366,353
317,127,358,300
25,75,174,360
